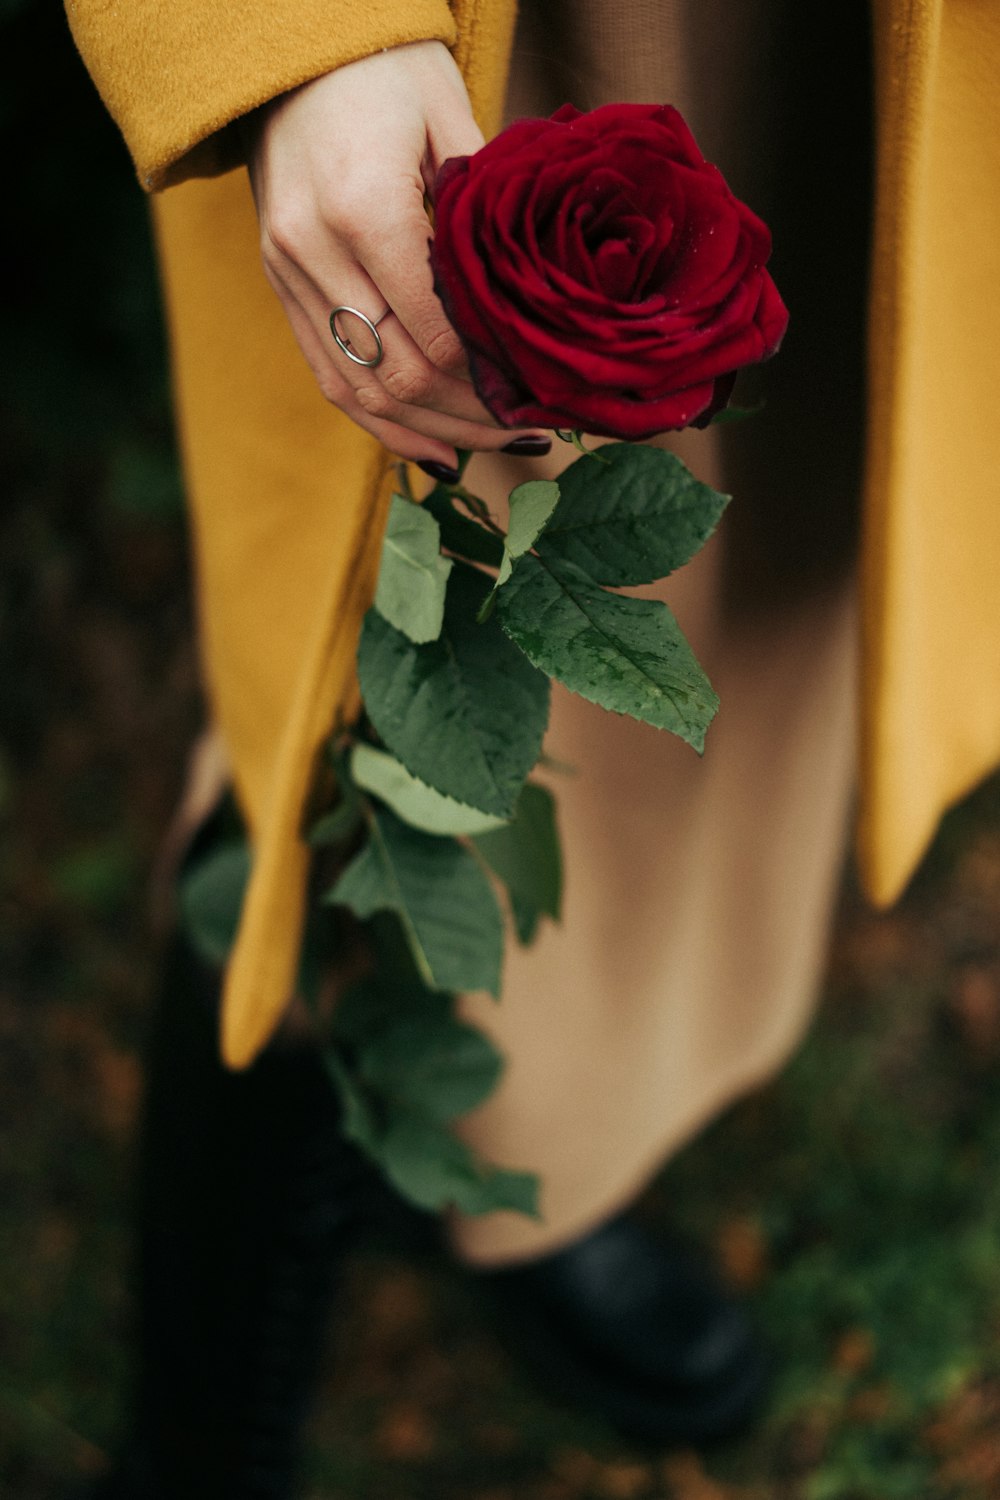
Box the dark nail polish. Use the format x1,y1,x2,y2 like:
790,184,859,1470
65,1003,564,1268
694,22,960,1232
416,459,461,484
502,436,553,457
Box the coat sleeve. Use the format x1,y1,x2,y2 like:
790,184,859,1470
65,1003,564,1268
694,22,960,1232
64,0,459,191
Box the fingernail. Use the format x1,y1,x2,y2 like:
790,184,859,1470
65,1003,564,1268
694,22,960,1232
502,436,552,457
416,459,461,484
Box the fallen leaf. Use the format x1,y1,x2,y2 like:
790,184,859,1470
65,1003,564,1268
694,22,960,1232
832,1326,876,1375
949,964,1000,1057
594,1460,651,1498
660,1452,733,1500
715,1216,769,1290
848,1382,895,1422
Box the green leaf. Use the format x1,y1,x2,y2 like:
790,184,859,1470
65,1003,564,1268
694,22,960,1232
331,978,498,1120
323,1048,381,1153
510,892,542,946
709,401,764,425
350,742,508,837
536,443,728,586
373,493,453,644
506,479,561,554
479,479,562,621
474,783,562,943
498,553,718,752
500,478,561,585
307,793,363,847
358,562,549,818
178,841,251,966
331,977,453,1049
422,486,505,567
462,1164,541,1218
332,972,449,1044
378,1109,541,1217
327,807,504,996
325,979,538,1216
309,739,366,846
358,1015,502,1122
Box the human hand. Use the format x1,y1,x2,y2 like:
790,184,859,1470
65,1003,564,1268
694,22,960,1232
244,41,551,477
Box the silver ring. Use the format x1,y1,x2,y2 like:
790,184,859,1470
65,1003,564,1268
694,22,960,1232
329,305,388,368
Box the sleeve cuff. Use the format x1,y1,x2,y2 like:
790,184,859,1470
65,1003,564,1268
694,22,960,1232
66,0,459,190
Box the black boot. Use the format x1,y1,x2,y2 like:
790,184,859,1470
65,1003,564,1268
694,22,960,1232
95,935,375,1499
479,1216,770,1446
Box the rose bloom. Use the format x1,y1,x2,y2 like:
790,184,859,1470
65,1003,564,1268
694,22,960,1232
431,102,788,440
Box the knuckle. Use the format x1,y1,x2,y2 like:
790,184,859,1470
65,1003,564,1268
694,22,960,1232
382,362,434,406
354,383,395,420
423,325,465,373
259,226,285,272
324,187,377,246
263,202,312,261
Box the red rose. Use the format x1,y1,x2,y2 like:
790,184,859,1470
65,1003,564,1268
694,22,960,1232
431,103,788,440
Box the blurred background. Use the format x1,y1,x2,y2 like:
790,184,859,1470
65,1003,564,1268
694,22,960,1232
3,3,1000,1496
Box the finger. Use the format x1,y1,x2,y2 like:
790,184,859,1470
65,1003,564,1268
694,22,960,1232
276,253,538,447
268,268,532,462
263,266,457,464
337,308,502,427
282,226,507,428
263,181,545,433
307,281,506,430
349,198,469,376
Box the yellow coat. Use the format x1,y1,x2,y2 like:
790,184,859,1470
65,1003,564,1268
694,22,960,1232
66,0,1000,1068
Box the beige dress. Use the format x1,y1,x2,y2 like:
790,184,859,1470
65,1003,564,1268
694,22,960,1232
452,0,868,1264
